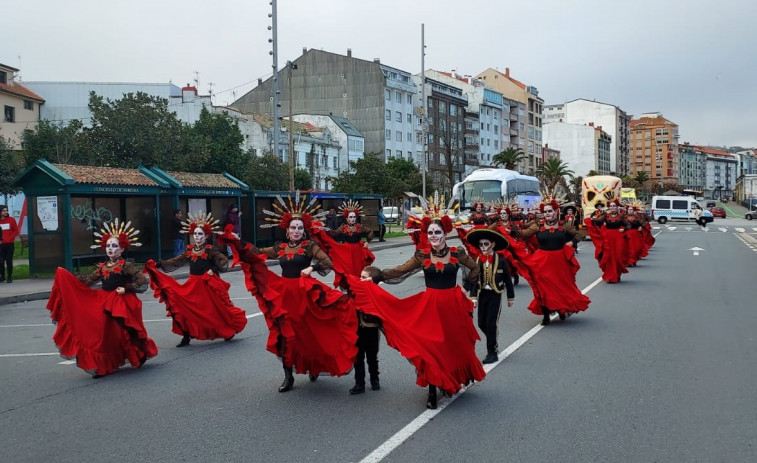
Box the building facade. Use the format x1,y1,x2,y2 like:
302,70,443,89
543,122,611,176
629,113,679,183
0,63,44,148
543,98,630,176
232,48,418,164
677,143,707,191
475,68,541,174
292,114,365,173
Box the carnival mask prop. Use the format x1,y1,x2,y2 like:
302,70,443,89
582,176,622,217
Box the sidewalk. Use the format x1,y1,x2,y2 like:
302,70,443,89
0,235,413,306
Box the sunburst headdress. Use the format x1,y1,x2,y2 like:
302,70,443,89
260,190,326,231
413,191,459,234
91,218,142,250
488,199,509,215
623,199,645,211
536,193,565,217
339,199,364,219
182,211,221,236
470,197,485,210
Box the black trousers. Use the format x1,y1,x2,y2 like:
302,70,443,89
379,224,386,240
354,326,380,383
0,243,13,280
477,289,502,354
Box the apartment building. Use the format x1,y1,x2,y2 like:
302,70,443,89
677,143,707,191
475,68,540,174
0,63,44,148
629,113,679,183
232,48,418,164
543,122,611,176
543,98,630,176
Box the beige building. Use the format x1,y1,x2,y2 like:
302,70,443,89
629,112,679,183
0,63,44,148
475,68,542,175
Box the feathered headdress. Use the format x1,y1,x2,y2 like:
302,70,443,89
260,190,326,231
488,199,509,215
339,199,363,219
91,218,142,250
470,197,485,210
623,199,645,211
413,191,458,234
536,194,564,215
182,211,221,236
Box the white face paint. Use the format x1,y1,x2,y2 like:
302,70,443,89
288,219,305,241
105,237,123,259
478,239,493,255
426,223,445,247
193,228,207,246
347,212,357,225
609,203,618,213
544,207,557,222
500,210,509,221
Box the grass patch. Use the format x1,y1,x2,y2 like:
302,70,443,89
14,240,29,258
384,231,407,239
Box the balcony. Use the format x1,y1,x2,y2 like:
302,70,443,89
509,128,519,136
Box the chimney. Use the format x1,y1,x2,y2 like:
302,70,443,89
597,125,602,131
505,67,510,77
588,122,594,127
258,78,263,85
302,47,307,54
373,58,380,63
347,48,352,57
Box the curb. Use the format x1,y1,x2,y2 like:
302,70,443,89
0,240,413,306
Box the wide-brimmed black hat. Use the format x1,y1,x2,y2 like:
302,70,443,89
466,228,509,251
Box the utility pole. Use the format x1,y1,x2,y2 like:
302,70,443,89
288,61,297,191
270,0,281,163
421,23,427,199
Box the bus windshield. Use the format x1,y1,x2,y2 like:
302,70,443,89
461,180,502,206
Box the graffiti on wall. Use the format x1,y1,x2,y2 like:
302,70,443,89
70,204,113,230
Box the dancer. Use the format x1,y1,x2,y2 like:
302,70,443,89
144,212,247,347
623,200,647,267
593,199,629,284
466,228,515,364
221,192,358,392
311,199,375,289
348,265,383,395
46,219,158,377
514,199,590,325
348,193,485,410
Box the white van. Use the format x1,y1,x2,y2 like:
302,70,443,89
651,196,713,224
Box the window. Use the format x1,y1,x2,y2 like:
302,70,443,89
450,105,456,116
407,94,412,105
386,110,391,120
481,122,485,130
494,125,498,134
407,132,412,143
396,131,402,142
386,149,392,157
428,133,434,144
396,91,401,103
385,89,390,100
397,150,402,157
386,129,391,140
407,113,412,123
0,70,6,84
396,111,402,122
494,140,499,149
4,106,14,123
333,157,338,168
439,101,446,114
427,98,433,108
23,100,33,111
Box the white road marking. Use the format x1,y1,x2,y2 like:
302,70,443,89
719,227,728,232
734,228,746,233
58,360,75,365
360,275,606,463
0,352,60,358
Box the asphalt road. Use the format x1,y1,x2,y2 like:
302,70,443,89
2,219,757,462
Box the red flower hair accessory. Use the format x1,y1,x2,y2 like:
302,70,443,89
182,211,220,236
261,190,326,233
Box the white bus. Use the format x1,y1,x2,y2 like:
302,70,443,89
452,168,541,210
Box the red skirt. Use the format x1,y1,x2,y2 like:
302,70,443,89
584,218,604,260
312,229,375,288
348,276,486,396
46,268,158,376
640,224,655,257
597,228,629,283
237,257,358,377
523,246,591,315
144,261,247,341
625,229,646,266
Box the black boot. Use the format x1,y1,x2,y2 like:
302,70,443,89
541,306,551,326
176,333,190,347
279,366,294,392
558,311,566,321
349,382,366,394
426,385,437,409
370,378,381,391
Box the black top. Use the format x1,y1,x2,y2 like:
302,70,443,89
171,217,184,240
159,245,229,275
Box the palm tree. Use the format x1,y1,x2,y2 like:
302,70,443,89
634,171,651,200
536,158,574,198
492,147,526,170
586,170,600,177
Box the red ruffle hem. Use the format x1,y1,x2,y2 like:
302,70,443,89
144,260,247,341
311,229,375,289
46,268,158,376
347,275,486,396
523,246,591,316
597,228,629,283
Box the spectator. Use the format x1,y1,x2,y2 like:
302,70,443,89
325,208,339,230
0,205,19,283
171,209,186,257
377,206,386,242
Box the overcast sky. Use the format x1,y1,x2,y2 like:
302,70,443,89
4,0,755,148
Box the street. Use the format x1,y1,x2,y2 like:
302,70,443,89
2,221,757,462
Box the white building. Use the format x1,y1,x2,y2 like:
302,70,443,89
292,114,365,173
543,122,611,176
544,98,630,176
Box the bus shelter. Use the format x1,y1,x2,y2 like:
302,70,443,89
243,191,382,247
12,160,169,276
148,167,248,258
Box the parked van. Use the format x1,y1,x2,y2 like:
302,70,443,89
651,196,713,224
